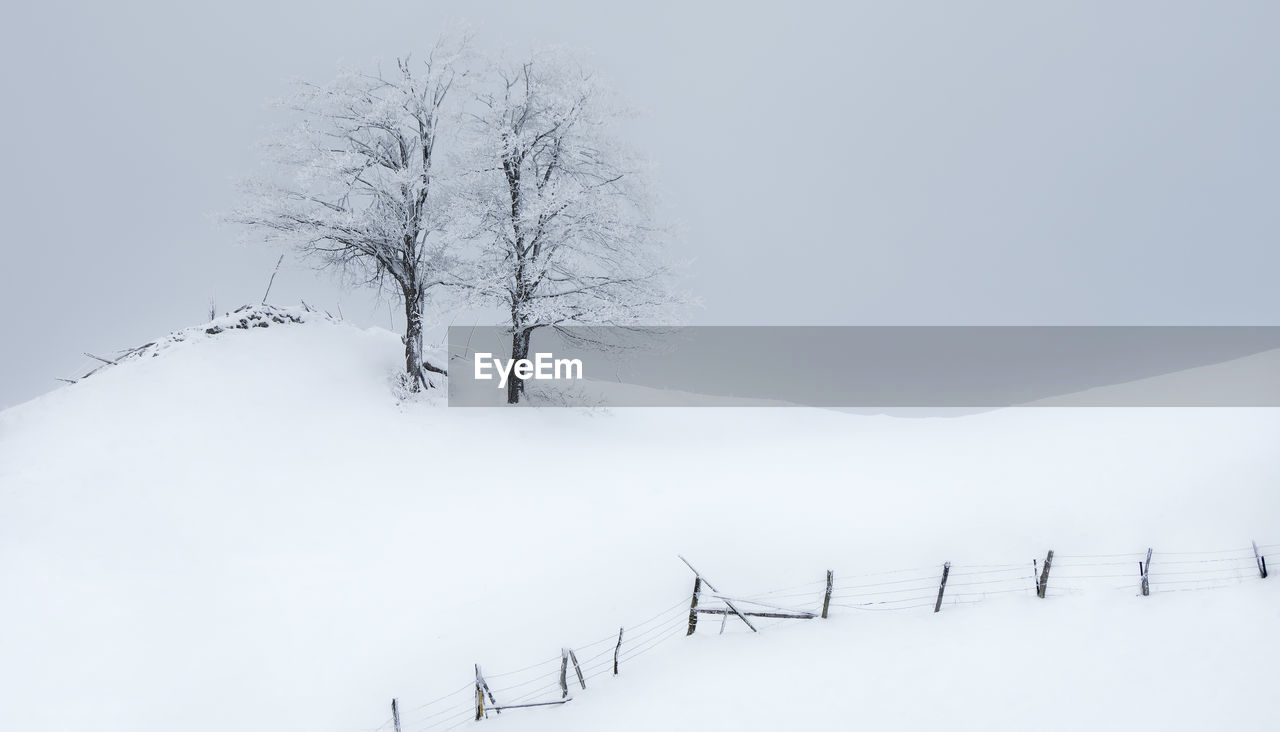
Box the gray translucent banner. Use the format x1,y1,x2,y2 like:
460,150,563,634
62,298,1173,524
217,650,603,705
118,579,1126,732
446,326,1280,407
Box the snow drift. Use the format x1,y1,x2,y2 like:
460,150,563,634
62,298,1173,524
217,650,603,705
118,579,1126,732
1,315,1277,732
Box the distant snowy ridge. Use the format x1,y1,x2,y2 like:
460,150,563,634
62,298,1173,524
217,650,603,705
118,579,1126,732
64,303,333,384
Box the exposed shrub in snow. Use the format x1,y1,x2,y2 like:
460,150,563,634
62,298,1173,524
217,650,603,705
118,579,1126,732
200,304,319,335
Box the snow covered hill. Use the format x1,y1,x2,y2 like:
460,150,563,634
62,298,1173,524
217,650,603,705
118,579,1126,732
1,315,1277,732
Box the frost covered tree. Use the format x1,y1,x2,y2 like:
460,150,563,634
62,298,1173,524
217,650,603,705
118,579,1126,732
234,43,464,391
460,51,681,403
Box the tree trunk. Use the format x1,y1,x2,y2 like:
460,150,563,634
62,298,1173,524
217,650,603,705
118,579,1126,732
402,287,426,392
506,328,531,404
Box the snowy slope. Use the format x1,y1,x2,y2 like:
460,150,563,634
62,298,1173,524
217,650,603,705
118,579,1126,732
1,317,1277,732
1028,346,1280,406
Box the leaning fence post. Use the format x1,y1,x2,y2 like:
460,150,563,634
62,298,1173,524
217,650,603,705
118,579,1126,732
568,649,586,690
1254,541,1269,579
560,649,570,699
1037,550,1054,599
392,699,402,732
677,556,757,632
821,570,833,619
1140,548,1153,596
686,576,702,636
614,627,624,675
933,562,951,613
474,665,498,716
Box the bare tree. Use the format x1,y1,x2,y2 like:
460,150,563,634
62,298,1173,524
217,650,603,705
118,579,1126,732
233,42,465,391
460,50,681,403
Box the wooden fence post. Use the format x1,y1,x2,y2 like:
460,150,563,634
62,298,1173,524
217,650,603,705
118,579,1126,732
559,649,570,699
933,562,951,613
686,576,702,636
821,570,833,619
1037,550,1054,599
568,649,586,690
1140,548,1153,596
614,627,624,675
392,698,401,732
1254,541,1269,579
678,556,757,633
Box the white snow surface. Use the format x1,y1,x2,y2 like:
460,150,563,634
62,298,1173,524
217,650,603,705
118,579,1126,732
1,317,1277,732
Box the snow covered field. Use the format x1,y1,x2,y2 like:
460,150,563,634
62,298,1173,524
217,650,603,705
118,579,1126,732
2,317,1277,732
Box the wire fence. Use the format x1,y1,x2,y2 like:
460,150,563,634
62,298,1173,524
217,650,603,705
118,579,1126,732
373,540,1276,731
370,596,696,732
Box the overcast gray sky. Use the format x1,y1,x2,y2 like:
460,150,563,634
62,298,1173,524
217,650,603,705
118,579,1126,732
2,1,1278,409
